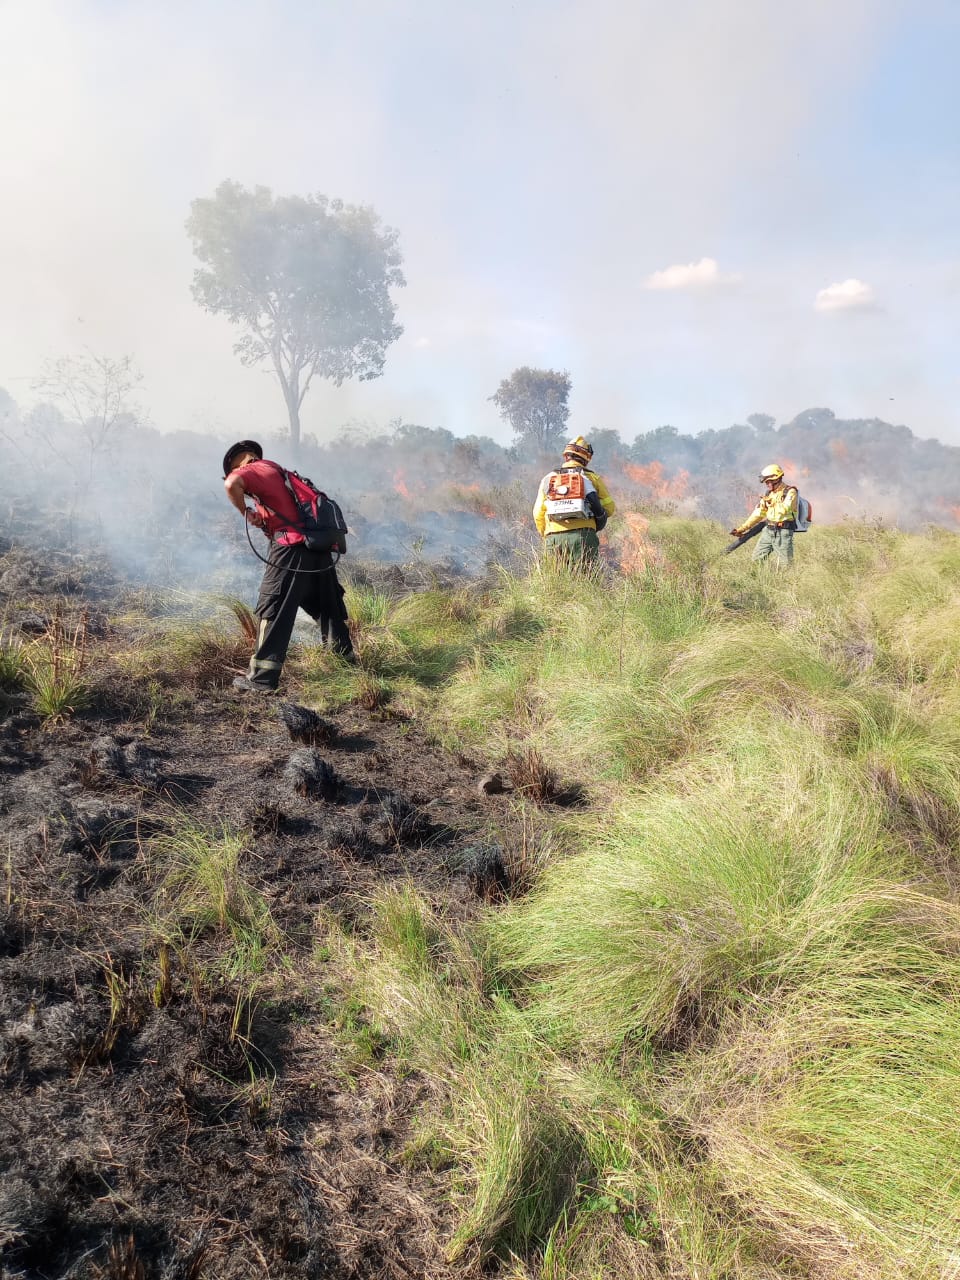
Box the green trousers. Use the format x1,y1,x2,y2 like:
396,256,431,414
544,528,600,567
752,525,795,567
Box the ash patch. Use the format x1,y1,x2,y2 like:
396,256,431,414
0,565,503,1279
83,734,162,789
61,800,138,860
449,841,510,901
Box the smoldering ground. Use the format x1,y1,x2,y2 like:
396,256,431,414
0,532,547,1279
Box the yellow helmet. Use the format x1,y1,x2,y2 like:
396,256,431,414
563,436,594,465
759,463,784,482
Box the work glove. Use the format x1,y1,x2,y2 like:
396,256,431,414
729,528,741,537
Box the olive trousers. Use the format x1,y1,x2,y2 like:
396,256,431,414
544,527,601,568
752,525,795,567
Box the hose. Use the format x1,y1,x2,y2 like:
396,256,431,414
244,516,342,575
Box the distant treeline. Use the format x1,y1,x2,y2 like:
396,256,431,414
295,407,960,530
3,386,960,553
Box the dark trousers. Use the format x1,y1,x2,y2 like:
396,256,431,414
247,543,352,689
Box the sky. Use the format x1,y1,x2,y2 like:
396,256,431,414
1,0,958,448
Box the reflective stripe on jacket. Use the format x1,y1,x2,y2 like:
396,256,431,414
533,466,616,537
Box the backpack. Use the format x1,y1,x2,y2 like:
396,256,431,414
267,465,349,555
793,489,813,533
543,467,606,528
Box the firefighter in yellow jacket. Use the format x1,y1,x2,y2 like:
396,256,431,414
730,463,799,567
533,437,616,565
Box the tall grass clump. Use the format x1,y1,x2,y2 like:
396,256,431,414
151,814,279,978
343,582,392,631
381,588,479,684
675,963,960,1278
22,611,91,720
486,759,908,1052
338,887,589,1261
854,697,960,838
446,1040,587,1263
116,597,257,691
437,566,711,774
343,884,489,1076
667,623,859,731
0,636,26,694
438,644,545,750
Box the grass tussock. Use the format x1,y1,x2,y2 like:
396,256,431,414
22,610,91,720
150,813,281,978
674,969,960,1275
112,597,259,691
0,636,27,691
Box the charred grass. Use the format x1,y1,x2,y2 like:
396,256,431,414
0,561,495,1278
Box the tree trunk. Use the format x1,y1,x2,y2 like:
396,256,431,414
284,384,301,456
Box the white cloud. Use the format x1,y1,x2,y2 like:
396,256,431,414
645,257,742,291
815,278,877,312
414,336,432,348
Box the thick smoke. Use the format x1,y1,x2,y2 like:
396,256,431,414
3,387,960,597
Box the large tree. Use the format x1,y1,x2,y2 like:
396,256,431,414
186,181,404,450
490,366,571,454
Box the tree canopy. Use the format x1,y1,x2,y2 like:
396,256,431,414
186,181,405,450
490,367,571,454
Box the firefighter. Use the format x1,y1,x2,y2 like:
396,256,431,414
533,437,616,566
223,440,354,694
730,463,799,567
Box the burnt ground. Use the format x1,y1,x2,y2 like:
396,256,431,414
0,551,522,1280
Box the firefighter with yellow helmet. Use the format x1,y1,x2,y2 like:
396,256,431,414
730,463,799,567
533,436,616,566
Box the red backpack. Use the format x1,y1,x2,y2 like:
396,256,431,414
264,465,349,554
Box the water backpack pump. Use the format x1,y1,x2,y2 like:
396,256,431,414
543,467,607,528
243,464,349,574
794,490,812,532
270,466,348,554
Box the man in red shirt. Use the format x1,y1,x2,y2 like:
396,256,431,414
223,440,354,693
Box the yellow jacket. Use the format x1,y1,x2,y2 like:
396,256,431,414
736,483,798,535
534,465,616,537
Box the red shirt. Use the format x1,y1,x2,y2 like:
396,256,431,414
229,458,304,544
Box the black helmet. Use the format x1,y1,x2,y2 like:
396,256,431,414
222,439,263,477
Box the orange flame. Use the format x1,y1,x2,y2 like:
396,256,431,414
452,483,497,519
392,468,412,500
619,511,653,574
775,457,811,479
933,496,960,525
623,461,689,501
829,439,849,462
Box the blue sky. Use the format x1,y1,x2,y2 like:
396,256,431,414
0,0,957,446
